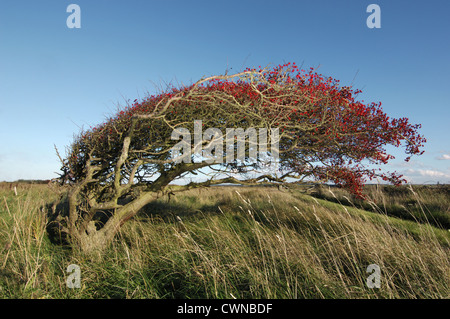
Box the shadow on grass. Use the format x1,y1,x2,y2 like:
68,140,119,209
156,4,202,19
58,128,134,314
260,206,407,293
43,192,234,246
309,185,450,230
136,197,229,223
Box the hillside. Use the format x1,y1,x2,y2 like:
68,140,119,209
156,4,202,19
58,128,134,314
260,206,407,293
0,182,449,298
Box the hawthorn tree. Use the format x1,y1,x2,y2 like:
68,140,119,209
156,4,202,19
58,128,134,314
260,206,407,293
50,63,426,253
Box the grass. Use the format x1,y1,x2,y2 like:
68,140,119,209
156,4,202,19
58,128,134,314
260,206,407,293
309,183,450,229
0,182,449,298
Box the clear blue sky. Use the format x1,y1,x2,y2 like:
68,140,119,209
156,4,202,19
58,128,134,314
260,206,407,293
1,0,449,183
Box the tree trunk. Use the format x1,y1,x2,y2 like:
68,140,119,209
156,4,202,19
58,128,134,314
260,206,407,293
68,190,162,254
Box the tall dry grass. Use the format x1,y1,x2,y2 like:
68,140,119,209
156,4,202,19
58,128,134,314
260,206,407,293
0,183,449,298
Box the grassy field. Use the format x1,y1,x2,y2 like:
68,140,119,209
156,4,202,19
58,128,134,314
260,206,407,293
0,182,449,299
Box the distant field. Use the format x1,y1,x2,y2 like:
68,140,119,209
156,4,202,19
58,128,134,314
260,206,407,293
0,182,449,298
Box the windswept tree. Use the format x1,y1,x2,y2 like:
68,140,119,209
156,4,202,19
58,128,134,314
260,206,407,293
50,63,426,253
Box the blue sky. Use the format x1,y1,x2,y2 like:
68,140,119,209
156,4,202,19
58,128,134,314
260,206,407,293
0,0,449,183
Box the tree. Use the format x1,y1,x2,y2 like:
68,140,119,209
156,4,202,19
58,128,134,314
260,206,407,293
50,63,426,253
